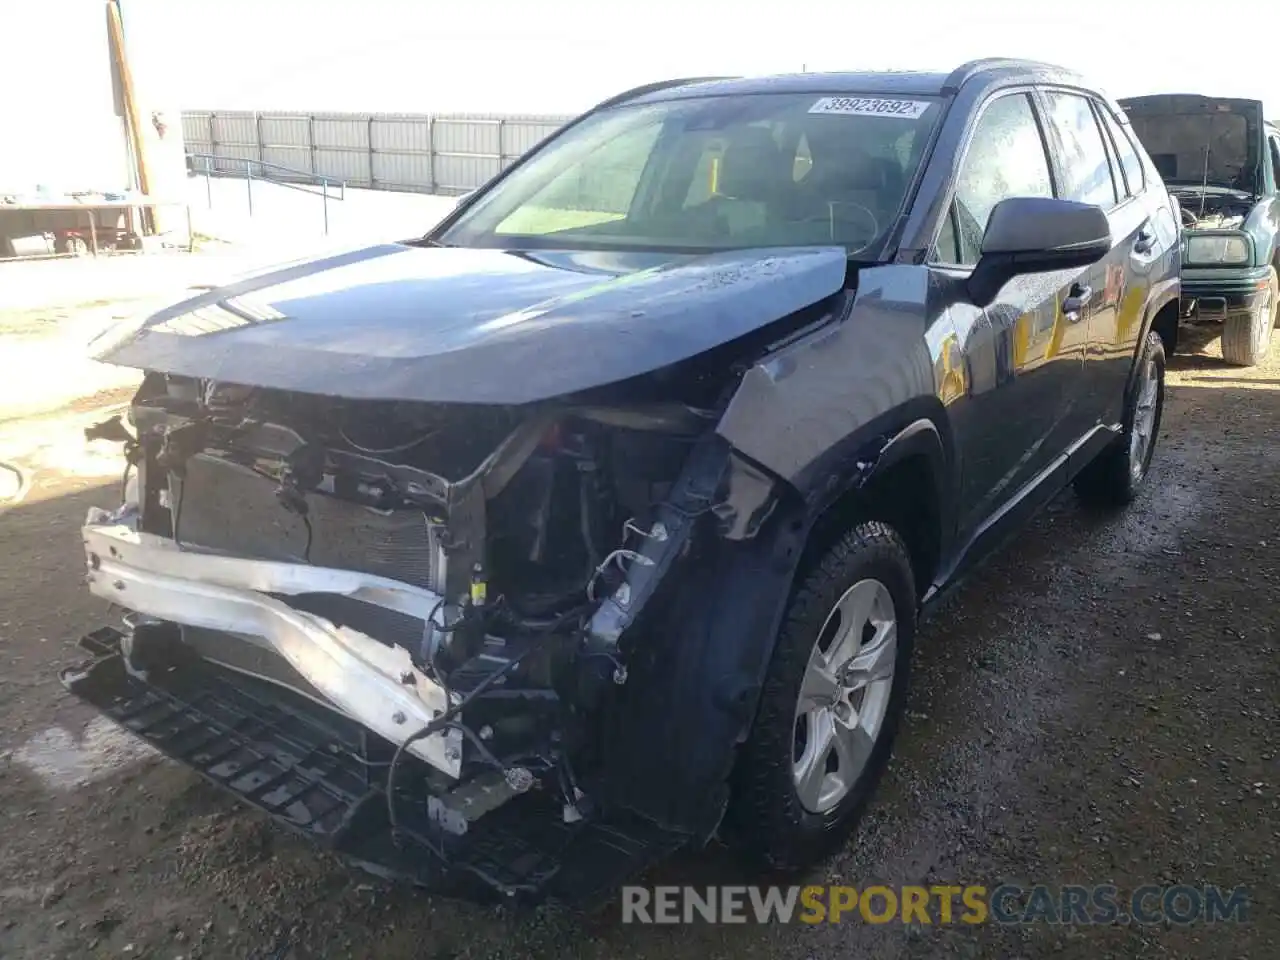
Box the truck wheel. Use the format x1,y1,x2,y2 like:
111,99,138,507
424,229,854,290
1075,329,1165,507
726,521,915,871
1221,267,1277,366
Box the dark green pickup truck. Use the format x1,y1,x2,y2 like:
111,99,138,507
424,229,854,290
1121,94,1280,366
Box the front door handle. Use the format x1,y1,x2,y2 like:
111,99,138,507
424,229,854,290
1063,283,1092,321
1133,228,1155,254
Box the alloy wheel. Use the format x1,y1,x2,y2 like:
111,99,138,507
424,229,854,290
1129,356,1160,483
792,578,897,814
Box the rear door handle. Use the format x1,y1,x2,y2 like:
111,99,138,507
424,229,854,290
1133,227,1155,254
1063,283,1092,320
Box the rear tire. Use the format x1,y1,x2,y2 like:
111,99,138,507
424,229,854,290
1221,267,1277,366
1075,329,1165,507
725,521,916,872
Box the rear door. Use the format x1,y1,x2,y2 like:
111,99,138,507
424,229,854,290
932,91,1086,539
1093,100,1173,417
1036,89,1152,431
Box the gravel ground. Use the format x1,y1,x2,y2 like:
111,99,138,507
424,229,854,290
0,327,1277,959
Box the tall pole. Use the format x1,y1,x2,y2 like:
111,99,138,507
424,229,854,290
106,0,150,198
106,0,157,235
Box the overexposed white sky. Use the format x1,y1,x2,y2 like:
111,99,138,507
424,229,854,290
4,0,1278,192
115,0,1280,116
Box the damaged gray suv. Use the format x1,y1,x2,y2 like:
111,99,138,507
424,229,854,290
68,59,1180,903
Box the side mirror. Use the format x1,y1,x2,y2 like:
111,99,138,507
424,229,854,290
968,197,1112,308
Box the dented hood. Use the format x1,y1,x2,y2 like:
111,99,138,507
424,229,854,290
92,243,848,404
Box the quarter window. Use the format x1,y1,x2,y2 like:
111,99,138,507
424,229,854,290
1043,92,1118,207
939,93,1054,266
1100,106,1146,196
1093,102,1126,200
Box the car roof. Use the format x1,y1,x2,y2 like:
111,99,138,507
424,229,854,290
620,58,1088,107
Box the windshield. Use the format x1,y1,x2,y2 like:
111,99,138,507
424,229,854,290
1127,112,1253,190
438,92,941,255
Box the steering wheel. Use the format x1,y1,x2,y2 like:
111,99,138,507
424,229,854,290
791,202,880,252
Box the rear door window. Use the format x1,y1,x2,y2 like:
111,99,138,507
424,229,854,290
1091,101,1127,201
1099,106,1146,196
1042,91,1119,207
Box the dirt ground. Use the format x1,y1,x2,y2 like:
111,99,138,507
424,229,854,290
1,328,1278,959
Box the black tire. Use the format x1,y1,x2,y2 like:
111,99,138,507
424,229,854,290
1221,267,1277,366
725,520,916,872
1074,329,1166,507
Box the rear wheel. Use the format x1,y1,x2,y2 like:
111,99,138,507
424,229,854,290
1075,329,1165,507
1221,267,1277,366
726,521,915,871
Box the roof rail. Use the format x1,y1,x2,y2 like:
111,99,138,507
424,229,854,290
588,76,734,112
940,57,1064,95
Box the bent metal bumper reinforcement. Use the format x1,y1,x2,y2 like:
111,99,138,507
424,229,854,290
80,511,462,778
61,626,686,901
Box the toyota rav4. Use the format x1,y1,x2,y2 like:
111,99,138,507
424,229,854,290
67,59,1180,904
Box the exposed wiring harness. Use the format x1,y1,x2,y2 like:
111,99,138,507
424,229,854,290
586,548,654,602
584,503,717,602
386,644,536,850
386,594,593,855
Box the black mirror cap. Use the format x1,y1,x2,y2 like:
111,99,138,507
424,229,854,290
968,197,1112,308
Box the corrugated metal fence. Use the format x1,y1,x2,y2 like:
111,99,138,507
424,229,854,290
181,110,574,196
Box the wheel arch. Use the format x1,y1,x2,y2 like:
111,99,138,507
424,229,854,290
1138,276,1181,378
797,417,952,597
591,411,954,839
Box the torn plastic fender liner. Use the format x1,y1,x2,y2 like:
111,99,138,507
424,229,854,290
586,433,732,651
594,416,952,837
603,291,953,834
592,491,814,836
81,517,462,777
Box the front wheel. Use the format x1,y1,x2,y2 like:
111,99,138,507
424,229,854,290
725,521,916,871
1221,267,1277,366
1075,328,1166,507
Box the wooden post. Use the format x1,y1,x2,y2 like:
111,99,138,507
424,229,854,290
106,0,186,239
106,0,151,233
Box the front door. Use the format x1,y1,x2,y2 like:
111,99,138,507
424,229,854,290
932,90,1087,542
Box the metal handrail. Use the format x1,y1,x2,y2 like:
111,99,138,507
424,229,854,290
188,152,347,235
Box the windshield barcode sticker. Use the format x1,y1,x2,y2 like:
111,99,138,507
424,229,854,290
808,97,930,118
